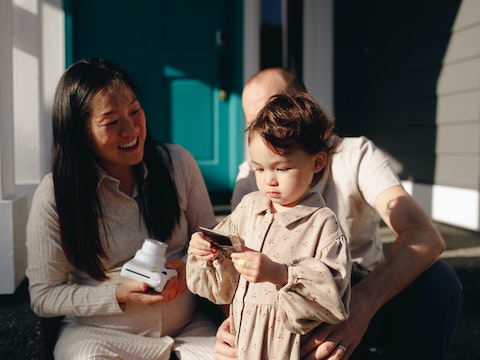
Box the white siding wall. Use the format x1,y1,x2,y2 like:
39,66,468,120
334,0,480,230
432,0,480,229
0,0,64,294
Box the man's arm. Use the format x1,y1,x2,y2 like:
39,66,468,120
301,185,445,359
364,185,445,307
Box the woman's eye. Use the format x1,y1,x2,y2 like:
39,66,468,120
105,120,118,126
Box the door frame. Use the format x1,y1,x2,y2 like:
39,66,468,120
241,0,334,158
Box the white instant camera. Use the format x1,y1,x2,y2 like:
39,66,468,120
120,238,177,293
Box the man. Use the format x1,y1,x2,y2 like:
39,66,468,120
216,67,463,359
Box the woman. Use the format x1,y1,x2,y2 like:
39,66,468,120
26,58,218,359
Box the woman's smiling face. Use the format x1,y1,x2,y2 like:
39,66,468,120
87,84,147,176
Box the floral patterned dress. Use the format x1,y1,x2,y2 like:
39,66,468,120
187,191,351,360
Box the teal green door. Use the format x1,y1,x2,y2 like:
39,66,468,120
67,0,244,198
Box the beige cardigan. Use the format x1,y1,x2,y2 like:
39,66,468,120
26,144,217,356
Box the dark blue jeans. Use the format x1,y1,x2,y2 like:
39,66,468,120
352,261,464,360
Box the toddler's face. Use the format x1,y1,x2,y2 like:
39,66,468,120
249,132,323,212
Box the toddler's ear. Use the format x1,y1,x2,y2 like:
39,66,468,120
313,152,327,172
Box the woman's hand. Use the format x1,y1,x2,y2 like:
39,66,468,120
115,258,187,304
188,231,219,261
162,258,187,301
215,317,237,360
231,249,288,287
115,279,165,305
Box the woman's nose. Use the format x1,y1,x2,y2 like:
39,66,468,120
120,118,137,135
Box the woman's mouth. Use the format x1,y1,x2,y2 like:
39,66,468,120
119,138,138,150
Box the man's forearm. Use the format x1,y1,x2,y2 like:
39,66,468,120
354,223,444,313
369,186,445,309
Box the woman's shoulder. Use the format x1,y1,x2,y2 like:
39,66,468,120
156,142,194,164
154,143,200,188
33,173,54,198
29,173,56,213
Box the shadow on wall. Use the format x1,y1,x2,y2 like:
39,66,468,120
334,0,462,186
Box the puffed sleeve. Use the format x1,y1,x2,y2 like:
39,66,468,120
186,215,243,304
187,252,239,304
278,219,351,334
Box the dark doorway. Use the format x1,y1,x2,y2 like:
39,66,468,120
260,0,303,76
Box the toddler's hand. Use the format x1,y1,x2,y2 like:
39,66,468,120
188,231,219,261
231,251,287,287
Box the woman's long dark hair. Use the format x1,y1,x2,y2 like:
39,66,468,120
51,58,180,280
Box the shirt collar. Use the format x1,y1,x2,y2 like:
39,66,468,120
95,161,148,198
252,191,326,227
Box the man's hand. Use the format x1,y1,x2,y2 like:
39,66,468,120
301,186,446,359
300,286,373,359
215,317,236,360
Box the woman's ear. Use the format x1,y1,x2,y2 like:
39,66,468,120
313,152,327,173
